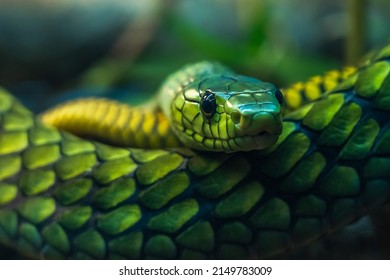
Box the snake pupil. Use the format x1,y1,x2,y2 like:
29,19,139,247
275,89,284,106
201,90,216,119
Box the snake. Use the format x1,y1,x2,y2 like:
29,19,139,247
0,44,389,259
40,62,284,152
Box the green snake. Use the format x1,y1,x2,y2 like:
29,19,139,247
40,62,284,152
0,44,389,259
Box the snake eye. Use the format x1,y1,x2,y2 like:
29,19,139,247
275,89,284,106
201,90,216,119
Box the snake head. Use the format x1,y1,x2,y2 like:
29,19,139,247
166,62,284,152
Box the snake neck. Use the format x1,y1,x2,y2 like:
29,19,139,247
40,98,181,149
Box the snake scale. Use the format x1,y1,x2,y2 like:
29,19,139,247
0,44,389,260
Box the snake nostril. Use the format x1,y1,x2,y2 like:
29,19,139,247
231,111,241,124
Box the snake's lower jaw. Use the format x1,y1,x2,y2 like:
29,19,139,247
232,132,279,152
219,113,283,152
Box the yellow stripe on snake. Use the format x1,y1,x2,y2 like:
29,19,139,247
0,44,389,259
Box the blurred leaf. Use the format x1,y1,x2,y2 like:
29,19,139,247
165,12,245,65
236,0,269,56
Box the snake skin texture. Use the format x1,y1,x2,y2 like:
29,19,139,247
0,45,389,259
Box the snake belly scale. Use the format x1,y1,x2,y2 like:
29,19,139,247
0,44,389,259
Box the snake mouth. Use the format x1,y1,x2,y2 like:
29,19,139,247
226,112,282,151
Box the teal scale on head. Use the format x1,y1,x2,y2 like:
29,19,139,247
158,62,283,152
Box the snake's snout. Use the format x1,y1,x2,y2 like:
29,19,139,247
232,103,282,136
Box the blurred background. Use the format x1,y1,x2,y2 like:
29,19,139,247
0,0,389,110
0,0,389,259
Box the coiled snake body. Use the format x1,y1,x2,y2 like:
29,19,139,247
0,45,389,259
